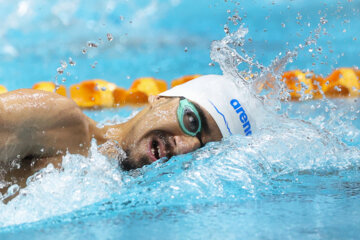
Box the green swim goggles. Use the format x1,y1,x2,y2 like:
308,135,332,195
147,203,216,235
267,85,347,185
177,98,202,137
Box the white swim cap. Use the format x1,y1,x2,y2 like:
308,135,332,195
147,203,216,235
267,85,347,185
160,75,259,138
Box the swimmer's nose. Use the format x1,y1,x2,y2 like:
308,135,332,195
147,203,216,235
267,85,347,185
173,135,201,155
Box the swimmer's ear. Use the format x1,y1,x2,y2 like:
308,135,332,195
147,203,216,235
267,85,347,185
148,95,161,105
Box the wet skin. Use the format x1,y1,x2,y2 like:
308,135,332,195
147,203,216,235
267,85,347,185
0,89,222,197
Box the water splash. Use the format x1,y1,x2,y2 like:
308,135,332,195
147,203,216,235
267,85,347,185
0,140,123,227
210,26,264,84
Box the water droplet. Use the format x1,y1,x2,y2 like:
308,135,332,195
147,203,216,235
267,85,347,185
82,48,87,54
224,24,229,34
281,23,286,28
296,12,303,20
69,57,76,66
320,17,328,25
119,16,124,21
101,87,107,91
305,73,314,78
91,61,98,69
5,184,19,198
209,62,215,67
60,60,67,69
184,47,188,52
126,75,131,80
57,67,64,74
308,48,313,53
334,85,342,92
87,42,98,48
107,33,113,42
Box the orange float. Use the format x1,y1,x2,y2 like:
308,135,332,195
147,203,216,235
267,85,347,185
113,87,148,106
32,82,67,97
113,87,127,106
171,74,201,88
70,79,117,108
0,85,7,94
281,70,320,100
323,68,360,98
124,90,149,105
129,77,167,96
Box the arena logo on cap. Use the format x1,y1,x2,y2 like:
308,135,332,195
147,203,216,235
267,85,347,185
230,99,252,136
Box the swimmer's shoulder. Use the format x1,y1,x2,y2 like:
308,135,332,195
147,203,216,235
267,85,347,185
1,88,68,100
0,88,79,110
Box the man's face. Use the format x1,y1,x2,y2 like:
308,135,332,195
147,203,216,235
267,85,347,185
117,96,222,170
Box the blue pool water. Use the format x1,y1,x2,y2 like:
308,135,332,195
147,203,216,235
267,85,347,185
0,0,360,239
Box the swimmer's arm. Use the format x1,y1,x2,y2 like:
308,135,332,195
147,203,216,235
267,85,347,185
0,89,98,164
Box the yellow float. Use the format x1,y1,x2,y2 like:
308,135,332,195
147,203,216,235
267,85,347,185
32,82,67,97
129,77,167,96
171,74,201,88
2,67,360,108
0,85,7,94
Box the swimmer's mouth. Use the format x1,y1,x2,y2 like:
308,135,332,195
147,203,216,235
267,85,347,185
148,134,171,162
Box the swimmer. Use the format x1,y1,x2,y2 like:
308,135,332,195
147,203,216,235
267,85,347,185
0,75,257,195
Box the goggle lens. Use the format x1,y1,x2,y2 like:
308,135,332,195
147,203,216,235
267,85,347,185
177,99,202,136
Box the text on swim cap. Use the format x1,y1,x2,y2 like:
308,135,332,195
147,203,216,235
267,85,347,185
230,99,252,136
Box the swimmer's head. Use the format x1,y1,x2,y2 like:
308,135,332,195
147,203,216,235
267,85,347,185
110,75,256,170
160,74,256,137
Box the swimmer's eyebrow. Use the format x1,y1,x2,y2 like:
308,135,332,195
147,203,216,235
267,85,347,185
191,101,210,135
